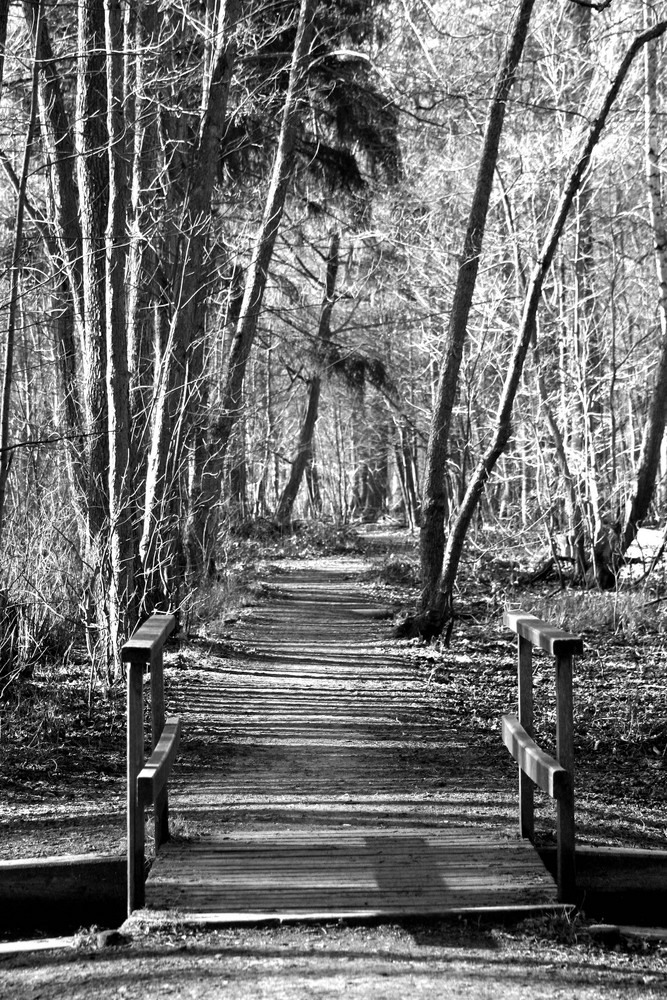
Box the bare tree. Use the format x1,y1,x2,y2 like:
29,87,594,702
424,16,667,637
412,0,536,629
615,10,667,563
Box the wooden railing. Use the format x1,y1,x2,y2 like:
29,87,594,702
502,611,583,903
122,613,179,915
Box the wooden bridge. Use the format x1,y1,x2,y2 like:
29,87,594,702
122,561,582,925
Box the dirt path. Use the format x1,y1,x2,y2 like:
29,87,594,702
165,557,518,838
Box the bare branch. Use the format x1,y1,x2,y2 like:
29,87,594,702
0,433,91,456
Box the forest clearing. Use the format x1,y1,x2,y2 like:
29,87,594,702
1,0,667,990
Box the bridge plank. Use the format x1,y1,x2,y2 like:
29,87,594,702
146,829,556,918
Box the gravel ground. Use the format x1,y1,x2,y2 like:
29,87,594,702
2,919,667,1000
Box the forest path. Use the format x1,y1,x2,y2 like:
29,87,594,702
138,557,557,923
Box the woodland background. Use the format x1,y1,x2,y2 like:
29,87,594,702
2,0,667,689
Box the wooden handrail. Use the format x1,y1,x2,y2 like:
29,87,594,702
138,717,181,807
504,611,583,657
502,715,569,799
503,610,582,904
121,613,178,915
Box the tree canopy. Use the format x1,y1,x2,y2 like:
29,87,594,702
1,0,667,672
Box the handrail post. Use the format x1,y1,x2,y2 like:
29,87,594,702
555,651,575,903
127,660,145,914
503,612,581,904
517,635,534,841
123,612,177,916
150,646,168,852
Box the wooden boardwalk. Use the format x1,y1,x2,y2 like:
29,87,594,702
140,560,558,923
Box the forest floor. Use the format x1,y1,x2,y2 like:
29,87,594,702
1,523,667,996
3,522,665,861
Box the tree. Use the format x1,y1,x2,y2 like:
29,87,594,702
429,15,667,636
0,0,39,538
614,9,667,568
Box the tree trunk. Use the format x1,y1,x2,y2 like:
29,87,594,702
22,6,85,459
76,0,110,545
418,0,536,612
617,12,667,563
104,0,135,665
275,230,340,526
0,0,40,538
126,0,162,439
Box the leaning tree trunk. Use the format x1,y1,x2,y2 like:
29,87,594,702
275,378,322,527
496,169,589,580
616,12,667,566
419,0,536,613
399,17,667,639
568,1,607,560
275,230,340,526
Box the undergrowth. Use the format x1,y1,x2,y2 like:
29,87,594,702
0,505,83,699
520,588,667,639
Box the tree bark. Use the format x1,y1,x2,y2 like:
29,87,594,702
418,0,536,612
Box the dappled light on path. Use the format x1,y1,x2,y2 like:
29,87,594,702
144,559,557,920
